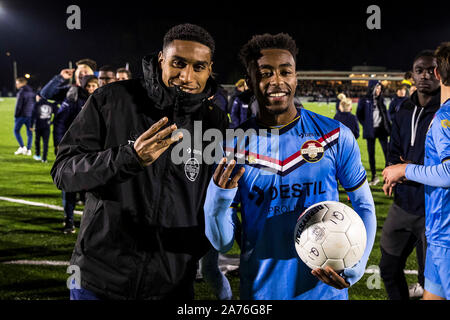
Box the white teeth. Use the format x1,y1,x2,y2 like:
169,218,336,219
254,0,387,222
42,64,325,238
269,93,287,97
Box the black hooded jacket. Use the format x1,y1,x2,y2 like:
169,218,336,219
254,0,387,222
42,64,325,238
387,88,441,216
51,55,228,299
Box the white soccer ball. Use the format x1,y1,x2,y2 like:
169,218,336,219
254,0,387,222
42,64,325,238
293,201,367,273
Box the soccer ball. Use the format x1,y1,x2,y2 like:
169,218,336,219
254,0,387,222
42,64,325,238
293,201,367,272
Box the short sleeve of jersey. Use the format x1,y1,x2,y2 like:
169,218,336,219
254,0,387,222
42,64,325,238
336,124,367,191
431,109,450,163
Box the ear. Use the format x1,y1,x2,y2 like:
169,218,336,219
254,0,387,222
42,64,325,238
158,51,164,68
208,61,213,77
434,67,441,81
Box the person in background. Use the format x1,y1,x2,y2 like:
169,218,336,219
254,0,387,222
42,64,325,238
116,68,132,81
380,50,441,300
227,78,248,113
357,80,391,186
13,77,36,156
335,92,346,113
230,85,253,128
388,84,408,123
334,97,359,139
98,65,117,87
53,75,98,234
212,85,229,113
382,42,450,300
402,71,414,97
40,58,97,104
31,92,59,163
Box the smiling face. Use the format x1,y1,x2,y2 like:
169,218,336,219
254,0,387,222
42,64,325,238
249,48,297,115
158,40,212,94
413,56,440,95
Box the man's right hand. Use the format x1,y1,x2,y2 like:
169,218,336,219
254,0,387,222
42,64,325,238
213,158,245,189
60,68,75,80
133,117,183,167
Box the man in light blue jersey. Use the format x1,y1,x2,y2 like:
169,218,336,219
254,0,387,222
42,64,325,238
383,42,450,300
203,33,376,300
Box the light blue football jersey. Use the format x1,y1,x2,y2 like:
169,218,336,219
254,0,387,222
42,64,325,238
423,99,450,248
225,108,367,300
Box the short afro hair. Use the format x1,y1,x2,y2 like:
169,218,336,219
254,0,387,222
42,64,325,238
413,49,435,64
163,23,215,57
239,33,298,71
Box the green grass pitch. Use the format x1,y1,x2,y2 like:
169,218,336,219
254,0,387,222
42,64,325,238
0,97,420,300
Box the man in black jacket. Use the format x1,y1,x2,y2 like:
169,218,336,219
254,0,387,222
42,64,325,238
379,50,441,300
51,23,228,300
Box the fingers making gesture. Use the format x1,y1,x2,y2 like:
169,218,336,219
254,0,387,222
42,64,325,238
133,117,183,166
213,157,245,189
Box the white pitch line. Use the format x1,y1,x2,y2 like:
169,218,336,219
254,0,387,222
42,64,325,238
1,260,70,266
0,196,83,215
0,259,419,276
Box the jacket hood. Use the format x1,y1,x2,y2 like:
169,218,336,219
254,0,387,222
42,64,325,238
410,87,441,112
366,80,383,97
141,54,217,113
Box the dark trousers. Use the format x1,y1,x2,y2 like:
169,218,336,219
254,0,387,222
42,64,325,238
379,203,426,300
366,126,388,179
14,117,32,150
62,191,77,226
34,127,50,161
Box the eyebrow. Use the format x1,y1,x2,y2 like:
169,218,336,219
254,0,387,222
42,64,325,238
172,55,209,66
259,63,294,69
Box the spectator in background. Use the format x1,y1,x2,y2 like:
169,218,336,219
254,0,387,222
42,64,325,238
13,77,36,156
98,65,117,87
40,58,97,103
388,84,408,123
228,78,248,113
334,97,359,139
402,71,414,97
357,80,391,186
53,75,98,234
116,68,132,81
379,49,441,300
382,42,450,300
335,92,346,113
31,93,59,163
230,86,254,128
212,84,229,113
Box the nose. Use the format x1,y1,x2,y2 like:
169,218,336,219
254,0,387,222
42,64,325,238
421,70,431,79
179,65,194,83
269,71,283,86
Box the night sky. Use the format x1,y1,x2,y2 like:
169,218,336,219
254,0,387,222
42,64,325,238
0,0,449,91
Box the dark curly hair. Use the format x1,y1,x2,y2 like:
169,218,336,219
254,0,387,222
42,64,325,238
163,23,215,57
239,33,298,71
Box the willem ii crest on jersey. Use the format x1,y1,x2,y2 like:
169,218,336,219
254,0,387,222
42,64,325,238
184,158,200,182
301,140,325,163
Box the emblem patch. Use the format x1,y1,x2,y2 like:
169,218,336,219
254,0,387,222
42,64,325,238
184,158,200,182
301,140,324,163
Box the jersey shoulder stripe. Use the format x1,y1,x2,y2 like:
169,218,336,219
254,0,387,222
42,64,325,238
224,127,340,176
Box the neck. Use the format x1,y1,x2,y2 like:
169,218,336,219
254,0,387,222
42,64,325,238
417,92,434,107
441,85,450,105
258,103,298,127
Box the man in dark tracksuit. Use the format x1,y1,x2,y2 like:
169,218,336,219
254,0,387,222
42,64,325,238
31,93,59,162
51,24,228,300
379,50,441,300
